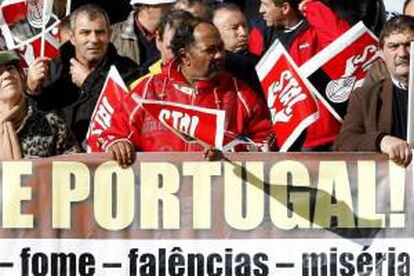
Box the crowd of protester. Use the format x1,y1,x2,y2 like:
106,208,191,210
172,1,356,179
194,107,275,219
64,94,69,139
0,0,413,167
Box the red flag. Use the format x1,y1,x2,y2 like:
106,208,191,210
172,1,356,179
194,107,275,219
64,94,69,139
86,66,129,152
256,40,319,152
20,31,60,63
0,0,27,25
299,22,380,120
137,99,225,149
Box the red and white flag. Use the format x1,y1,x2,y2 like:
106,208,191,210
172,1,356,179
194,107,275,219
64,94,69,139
86,66,129,152
299,22,379,121
136,99,225,150
20,30,60,63
256,40,319,152
0,0,68,64
0,0,27,25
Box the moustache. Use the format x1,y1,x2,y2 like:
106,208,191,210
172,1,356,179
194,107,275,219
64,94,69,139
394,57,409,66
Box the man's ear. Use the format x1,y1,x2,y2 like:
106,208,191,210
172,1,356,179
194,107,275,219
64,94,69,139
69,29,75,46
281,2,291,15
180,48,191,66
108,26,113,38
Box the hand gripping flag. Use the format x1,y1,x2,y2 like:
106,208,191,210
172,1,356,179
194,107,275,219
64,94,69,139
256,40,319,152
299,22,380,121
136,99,225,150
86,66,130,152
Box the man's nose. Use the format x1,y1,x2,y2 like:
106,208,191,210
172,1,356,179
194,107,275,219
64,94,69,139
397,45,410,57
89,32,99,43
214,49,224,60
238,26,248,37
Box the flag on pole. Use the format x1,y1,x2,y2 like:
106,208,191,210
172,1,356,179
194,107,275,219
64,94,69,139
136,99,226,150
86,66,130,152
256,40,319,152
299,22,380,121
0,0,68,64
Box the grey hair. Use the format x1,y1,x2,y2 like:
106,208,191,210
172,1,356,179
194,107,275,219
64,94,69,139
69,4,111,30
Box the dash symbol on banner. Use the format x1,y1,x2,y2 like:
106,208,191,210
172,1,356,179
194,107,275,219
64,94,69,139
0,262,13,268
102,262,122,268
275,262,295,268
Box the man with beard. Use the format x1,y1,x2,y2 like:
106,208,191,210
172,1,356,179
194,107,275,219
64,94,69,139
25,4,139,149
100,20,276,167
111,0,175,66
334,16,414,167
212,3,262,95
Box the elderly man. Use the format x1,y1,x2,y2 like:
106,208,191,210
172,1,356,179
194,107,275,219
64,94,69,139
26,4,139,149
335,16,414,167
101,19,275,167
212,3,262,94
111,0,175,66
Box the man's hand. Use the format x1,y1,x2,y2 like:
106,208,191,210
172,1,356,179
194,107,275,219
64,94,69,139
298,0,311,13
70,58,91,88
203,148,224,161
27,57,51,94
108,141,136,168
380,135,412,167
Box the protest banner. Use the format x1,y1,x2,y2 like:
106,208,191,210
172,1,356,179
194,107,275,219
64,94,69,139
136,99,225,149
299,22,380,121
256,40,319,152
0,152,412,275
86,66,130,152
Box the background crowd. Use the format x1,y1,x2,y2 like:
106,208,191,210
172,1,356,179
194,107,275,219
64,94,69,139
0,0,412,166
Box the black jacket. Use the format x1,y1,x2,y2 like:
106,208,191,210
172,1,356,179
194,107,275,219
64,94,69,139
28,41,140,148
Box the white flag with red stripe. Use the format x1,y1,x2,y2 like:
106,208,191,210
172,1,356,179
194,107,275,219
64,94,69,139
256,40,319,152
136,99,225,150
86,66,130,152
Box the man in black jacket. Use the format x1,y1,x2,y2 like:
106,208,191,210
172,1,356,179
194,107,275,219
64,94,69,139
212,4,263,95
26,4,139,150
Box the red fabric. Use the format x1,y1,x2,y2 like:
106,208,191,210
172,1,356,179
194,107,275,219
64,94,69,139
100,61,274,152
288,0,350,148
1,0,27,25
248,27,264,56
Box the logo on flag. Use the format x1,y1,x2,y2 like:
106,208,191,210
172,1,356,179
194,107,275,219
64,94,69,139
86,66,129,152
256,40,319,152
299,22,380,121
136,99,225,150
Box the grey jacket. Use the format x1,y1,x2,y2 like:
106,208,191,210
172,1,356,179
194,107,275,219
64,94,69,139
110,11,142,65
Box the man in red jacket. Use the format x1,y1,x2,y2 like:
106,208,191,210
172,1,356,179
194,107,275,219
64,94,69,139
251,0,349,150
101,19,276,167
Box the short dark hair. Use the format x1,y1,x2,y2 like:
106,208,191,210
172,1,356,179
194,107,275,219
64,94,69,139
171,18,214,59
158,10,196,41
70,4,110,30
379,15,414,47
272,0,300,10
